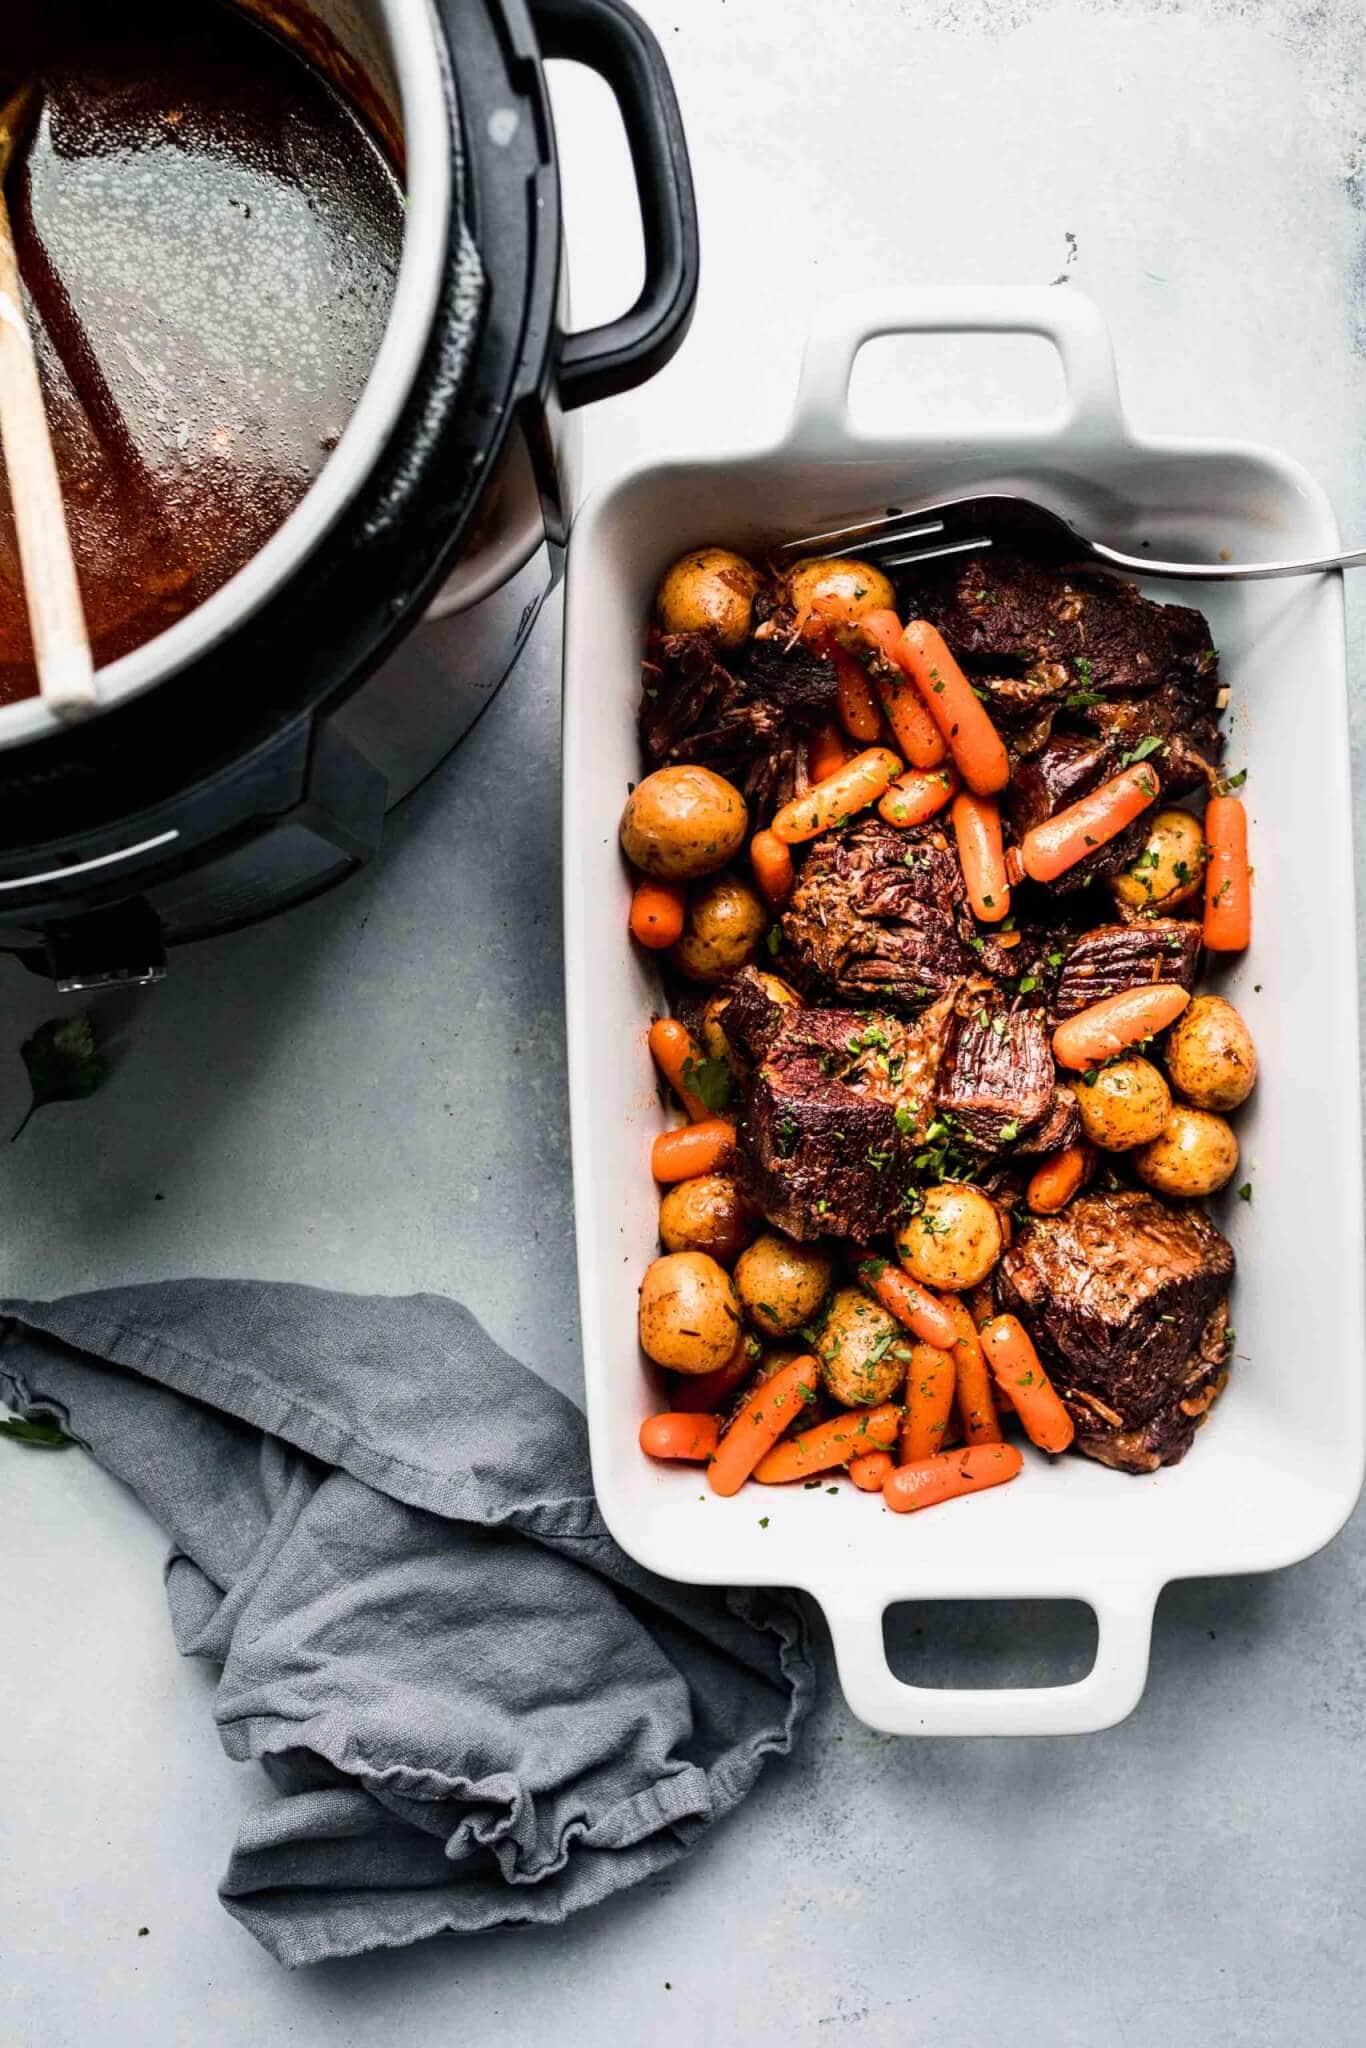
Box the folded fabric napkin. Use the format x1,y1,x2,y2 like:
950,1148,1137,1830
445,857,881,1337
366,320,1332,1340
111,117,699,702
0,1282,814,1966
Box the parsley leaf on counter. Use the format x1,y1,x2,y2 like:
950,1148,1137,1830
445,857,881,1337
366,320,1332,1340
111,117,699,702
0,1413,75,1451
13,1014,108,1143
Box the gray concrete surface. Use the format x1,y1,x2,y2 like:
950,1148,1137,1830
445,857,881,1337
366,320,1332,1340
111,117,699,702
3,1,1366,2042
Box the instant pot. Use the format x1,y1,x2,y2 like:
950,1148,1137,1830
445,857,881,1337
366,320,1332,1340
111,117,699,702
0,0,697,985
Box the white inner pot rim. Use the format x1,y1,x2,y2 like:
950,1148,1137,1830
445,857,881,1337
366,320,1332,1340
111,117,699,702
0,0,453,754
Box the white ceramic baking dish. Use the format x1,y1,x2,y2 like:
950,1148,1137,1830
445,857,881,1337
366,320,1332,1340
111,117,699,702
562,287,1365,1737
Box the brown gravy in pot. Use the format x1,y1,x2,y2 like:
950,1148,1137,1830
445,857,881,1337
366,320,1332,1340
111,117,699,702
0,0,405,705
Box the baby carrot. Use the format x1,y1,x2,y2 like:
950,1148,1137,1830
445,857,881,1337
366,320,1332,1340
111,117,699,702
883,1442,1023,1514
648,1016,712,1121
750,828,796,907
652,1118,736,1182
1019,763,1160,884
753,1402,901,1485
670,1335,756,1413
640,1412,722,1462
1026,1142,1094,1215
951,790,1010,923
980,1315,1075,1454
1052,984,1190,1070
879,763,958,829
898,619,1009,795
859,1259,958,1350
708,1355,820,1496
831,643,884,742
771,747,903,845
942,1296,1002,1446
1203,794,1251,951
807,719,853,783
629,879,686,948
860,610,949,768
849,1449,895,1492
900,1341,956,1463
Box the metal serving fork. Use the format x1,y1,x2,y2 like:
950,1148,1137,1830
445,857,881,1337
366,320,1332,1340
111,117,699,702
775,492,1365,582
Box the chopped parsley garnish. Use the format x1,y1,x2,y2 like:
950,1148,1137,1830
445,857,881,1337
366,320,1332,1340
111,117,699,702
848,1022,892,1055
681,1055,733,1114
1120,735,1164,766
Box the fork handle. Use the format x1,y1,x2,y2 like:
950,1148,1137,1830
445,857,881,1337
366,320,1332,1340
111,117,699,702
1091,540,1366,581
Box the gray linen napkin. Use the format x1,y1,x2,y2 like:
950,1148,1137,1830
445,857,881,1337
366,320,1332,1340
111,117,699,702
0,1282,814,1966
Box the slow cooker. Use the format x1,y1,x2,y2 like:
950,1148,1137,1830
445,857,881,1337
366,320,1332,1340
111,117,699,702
0,0,698,987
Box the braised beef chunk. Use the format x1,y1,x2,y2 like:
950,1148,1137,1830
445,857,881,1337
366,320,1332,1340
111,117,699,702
1012,1084,1082,1157
934,998,1054,1150
995,1191,1235,1471
1053,919,1202,1020
639,629,837,823
718,965,790,1068
906,556,1225,807
739,636,840,716
723,968,952,1241
1084,685,1222,792
640,631,737,763
781,818,974,1010
909,553,1218,699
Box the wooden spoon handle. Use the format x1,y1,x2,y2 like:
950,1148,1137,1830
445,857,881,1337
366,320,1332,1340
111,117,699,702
0,184,95,717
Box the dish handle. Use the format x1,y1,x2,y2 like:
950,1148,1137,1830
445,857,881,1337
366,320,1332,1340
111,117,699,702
822,1579,1157,1738
788,286,1127,454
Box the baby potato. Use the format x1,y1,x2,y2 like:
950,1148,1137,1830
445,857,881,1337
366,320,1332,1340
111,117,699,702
658,1174,754,1264
670,875,767,984
894,1183,1003,1292
656,547,760,648
620,765,749,881
756,1342,805,1380
1112,808,1207,916
701,974,800,1063
816,1287,910,1408
1134,1106,1239,1198
1164,994,1258,1111
734,1231,833,1336
784,556,896,639
1075,1056,1172,1151
638,1251,742,1374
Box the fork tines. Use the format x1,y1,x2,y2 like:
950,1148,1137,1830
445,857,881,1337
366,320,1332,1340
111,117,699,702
776,509,993,570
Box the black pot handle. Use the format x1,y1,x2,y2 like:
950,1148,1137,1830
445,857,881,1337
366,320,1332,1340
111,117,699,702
530,0,698,409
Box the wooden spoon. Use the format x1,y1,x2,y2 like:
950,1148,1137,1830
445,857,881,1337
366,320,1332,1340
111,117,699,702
0,80,96,718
